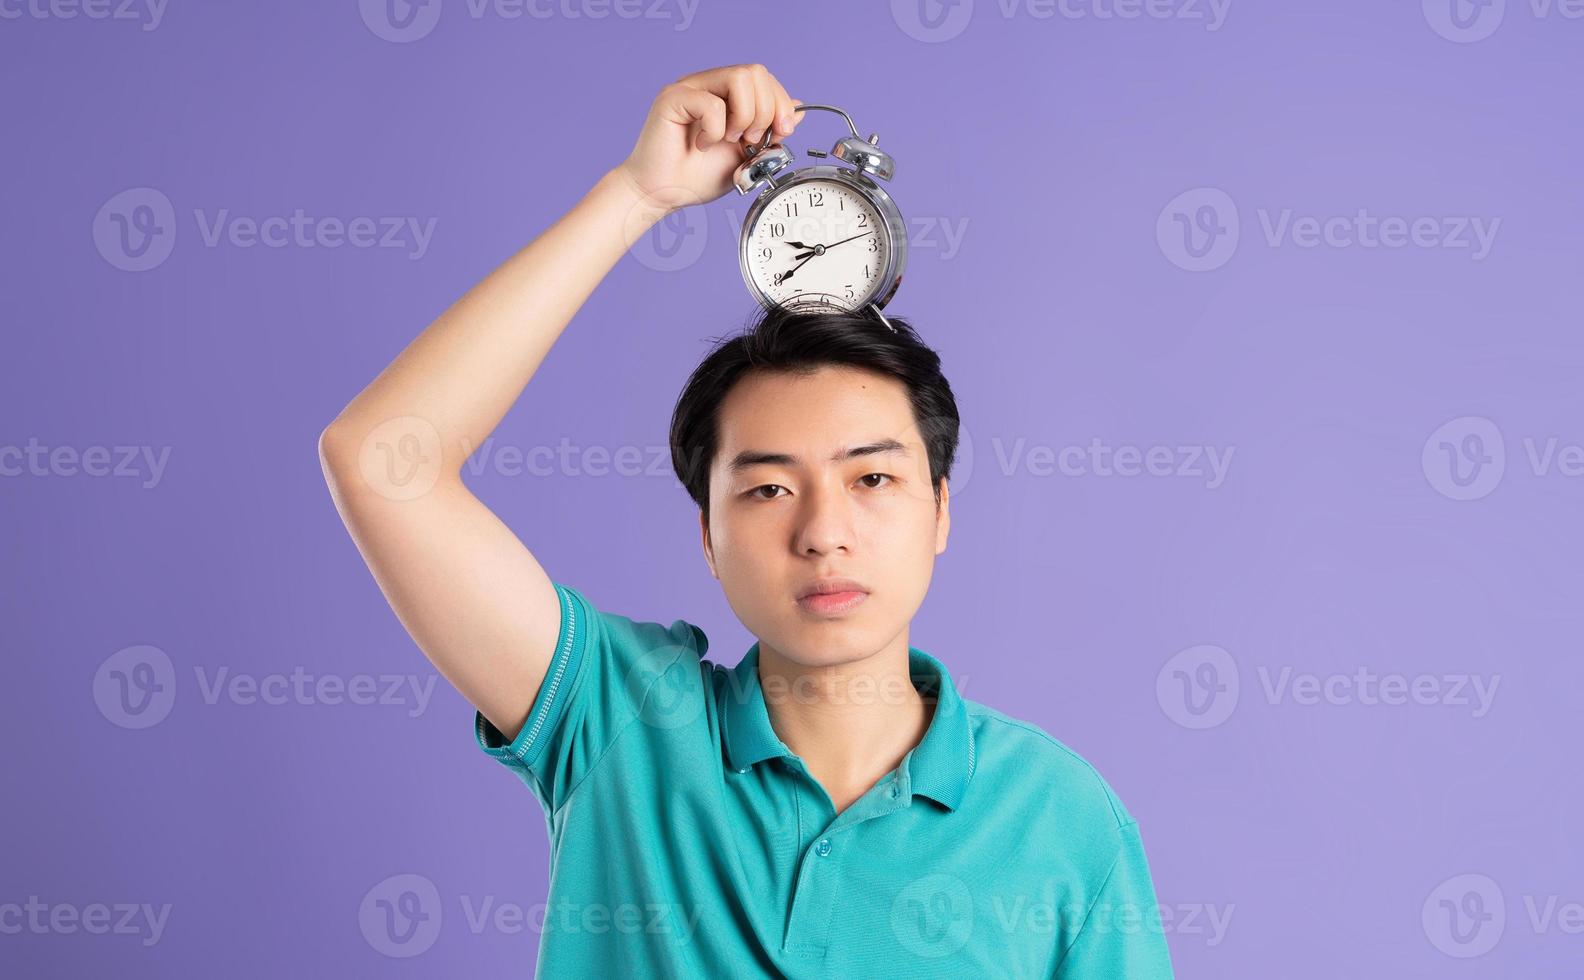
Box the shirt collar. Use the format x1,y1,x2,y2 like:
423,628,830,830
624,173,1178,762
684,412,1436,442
721,642,976,811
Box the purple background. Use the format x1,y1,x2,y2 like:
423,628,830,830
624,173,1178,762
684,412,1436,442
3,0,1581,976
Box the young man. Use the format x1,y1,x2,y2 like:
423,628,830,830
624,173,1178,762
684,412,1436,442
319,63,1175,978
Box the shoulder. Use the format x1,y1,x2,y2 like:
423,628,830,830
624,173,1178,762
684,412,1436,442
964,698,1137,836
560,583,708,658
554,583,712,702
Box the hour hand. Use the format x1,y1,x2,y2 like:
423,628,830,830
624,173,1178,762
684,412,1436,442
784,240,816,250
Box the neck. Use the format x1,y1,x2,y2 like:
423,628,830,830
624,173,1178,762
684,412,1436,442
756,631,933,810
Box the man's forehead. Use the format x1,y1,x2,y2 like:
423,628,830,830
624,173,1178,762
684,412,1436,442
716,368,916,456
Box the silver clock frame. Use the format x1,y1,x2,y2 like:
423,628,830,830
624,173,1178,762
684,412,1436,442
733,105,905,330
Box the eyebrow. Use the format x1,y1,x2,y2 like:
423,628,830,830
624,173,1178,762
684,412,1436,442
727,438,912,473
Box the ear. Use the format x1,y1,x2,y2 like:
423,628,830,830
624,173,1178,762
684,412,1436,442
934,477,951,555
700,510,719,579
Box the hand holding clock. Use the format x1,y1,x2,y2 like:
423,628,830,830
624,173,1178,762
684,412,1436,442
615,64,805,213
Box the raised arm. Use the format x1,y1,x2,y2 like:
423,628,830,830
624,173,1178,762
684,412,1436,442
318,64,802,741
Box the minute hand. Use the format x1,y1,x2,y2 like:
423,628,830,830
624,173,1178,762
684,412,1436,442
820,232,874,249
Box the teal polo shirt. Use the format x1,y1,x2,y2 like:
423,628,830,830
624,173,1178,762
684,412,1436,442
475,582,1175,978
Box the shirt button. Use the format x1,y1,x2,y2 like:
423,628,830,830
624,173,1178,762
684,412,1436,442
816,838,832,857
890,783,900,798
736,768,748,774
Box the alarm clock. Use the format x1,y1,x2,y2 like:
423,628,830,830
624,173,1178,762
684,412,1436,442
733,104,905,331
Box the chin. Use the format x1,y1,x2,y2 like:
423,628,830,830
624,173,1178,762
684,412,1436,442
769,621,881,668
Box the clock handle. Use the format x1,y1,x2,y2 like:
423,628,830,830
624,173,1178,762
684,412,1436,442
742,103,861,158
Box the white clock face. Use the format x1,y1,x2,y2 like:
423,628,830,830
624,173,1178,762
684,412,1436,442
745,178,889,311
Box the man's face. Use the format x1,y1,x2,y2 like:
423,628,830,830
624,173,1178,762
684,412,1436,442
701,365,950,669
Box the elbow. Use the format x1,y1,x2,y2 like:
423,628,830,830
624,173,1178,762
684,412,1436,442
317,421,356,478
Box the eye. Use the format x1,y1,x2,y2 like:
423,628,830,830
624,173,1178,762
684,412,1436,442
747,484,788,500
859,473,894,489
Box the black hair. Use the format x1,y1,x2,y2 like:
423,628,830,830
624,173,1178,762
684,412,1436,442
669,303,961,523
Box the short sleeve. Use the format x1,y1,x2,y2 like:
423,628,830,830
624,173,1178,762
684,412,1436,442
1053,820,1176,979
473,582,706,815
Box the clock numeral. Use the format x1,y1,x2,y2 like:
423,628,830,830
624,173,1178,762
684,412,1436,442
760,247,772,260
867,238,878,252
784,202,798,218
808,191,824,208
857,213,868,228
845,286,856,300
771,272,787,286
864,264,871,278
768,222,785,237
838,197,845,211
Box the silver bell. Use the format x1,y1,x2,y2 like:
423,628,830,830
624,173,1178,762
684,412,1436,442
830,135,895,182
733,144,794,195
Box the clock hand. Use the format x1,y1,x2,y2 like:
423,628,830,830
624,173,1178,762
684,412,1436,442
820,231,874,249
785,240,816,250
786,233,869,262
779,253,817,283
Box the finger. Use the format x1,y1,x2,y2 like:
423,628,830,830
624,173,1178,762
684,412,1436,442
695,92,727,150
660,83,728,150
745,65,778,145
722,68,757,143
776,97,804,138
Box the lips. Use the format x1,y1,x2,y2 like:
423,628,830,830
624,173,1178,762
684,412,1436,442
795,578,871,617
797,577,870,600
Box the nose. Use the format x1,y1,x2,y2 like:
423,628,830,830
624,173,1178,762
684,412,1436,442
792,477,855,557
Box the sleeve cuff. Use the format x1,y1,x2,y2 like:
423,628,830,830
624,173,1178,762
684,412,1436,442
472,582,587,772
